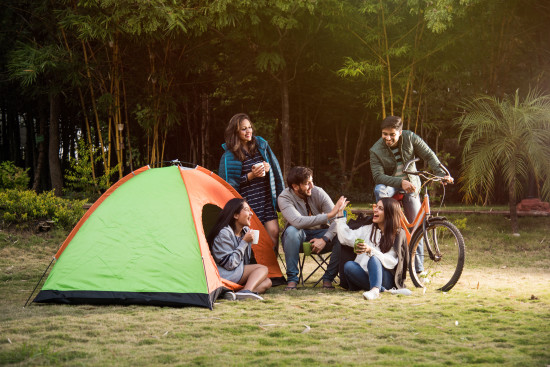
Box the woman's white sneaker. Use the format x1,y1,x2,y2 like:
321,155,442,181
388,288,412,296
362,288,380,300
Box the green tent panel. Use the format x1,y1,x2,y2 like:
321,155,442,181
34,166,225,308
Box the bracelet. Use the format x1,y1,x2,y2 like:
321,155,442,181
335,215,346,219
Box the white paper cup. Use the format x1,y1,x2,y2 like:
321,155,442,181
250,230,260,244
253,163,266,177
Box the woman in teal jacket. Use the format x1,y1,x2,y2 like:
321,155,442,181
219,113,285,252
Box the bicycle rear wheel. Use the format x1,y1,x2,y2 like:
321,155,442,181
409,219,465,291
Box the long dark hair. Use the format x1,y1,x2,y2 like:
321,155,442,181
224,113,257,161
369,197,402,253
206,198,247,247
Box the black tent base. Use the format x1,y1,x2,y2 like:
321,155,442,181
34,288,223,309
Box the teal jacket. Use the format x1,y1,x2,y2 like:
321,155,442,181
219,136,285,211
369,130,445,195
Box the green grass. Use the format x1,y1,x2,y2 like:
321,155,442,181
1,215,549,366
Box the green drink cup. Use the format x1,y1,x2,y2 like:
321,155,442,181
302,242,312,256
354,238,364,254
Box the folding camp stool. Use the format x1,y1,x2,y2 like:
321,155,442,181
297,243,337,287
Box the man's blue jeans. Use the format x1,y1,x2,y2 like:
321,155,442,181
374,184,424,272
343,257,395,291
282,226,341,284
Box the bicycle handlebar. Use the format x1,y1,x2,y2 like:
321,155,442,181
403,158,420,174
403,158,452,183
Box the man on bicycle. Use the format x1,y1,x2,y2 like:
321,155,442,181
369,116,453,273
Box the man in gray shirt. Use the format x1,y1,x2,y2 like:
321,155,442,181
277,166,342,290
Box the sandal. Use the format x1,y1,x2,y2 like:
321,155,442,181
322,281,335,289
284,282,298,291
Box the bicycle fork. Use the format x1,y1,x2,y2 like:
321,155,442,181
422,219,442,262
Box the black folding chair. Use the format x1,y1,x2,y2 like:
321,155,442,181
297,242,337,287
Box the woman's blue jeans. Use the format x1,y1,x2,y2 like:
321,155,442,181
374,183,424,272
343,257,395,292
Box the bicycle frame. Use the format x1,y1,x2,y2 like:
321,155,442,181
398,190,431,245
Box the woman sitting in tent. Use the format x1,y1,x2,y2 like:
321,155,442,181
334,196,411,300
207,198,272,300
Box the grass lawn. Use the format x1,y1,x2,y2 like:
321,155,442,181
1,214,549,366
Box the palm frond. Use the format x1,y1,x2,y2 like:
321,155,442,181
456,88,550,205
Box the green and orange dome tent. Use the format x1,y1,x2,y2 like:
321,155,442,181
32,164,283,309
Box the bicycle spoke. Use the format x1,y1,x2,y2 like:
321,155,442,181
409,220,465,291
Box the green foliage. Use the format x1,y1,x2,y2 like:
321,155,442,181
453,216,467,231
255,52,286,73
344,203,357,223
457,89,550,203
0,161,30,190
8,42,80,94
59,0,198,40
338,57,383,79
277,211,286,232
64,139,117,201
0,189,86,229
422,0,480,33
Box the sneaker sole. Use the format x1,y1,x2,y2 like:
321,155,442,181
235,293,264,301
221,293,237,301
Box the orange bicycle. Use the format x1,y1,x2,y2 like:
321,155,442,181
398,158,465,291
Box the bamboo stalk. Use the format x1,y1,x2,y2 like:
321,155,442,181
81,40,107,173
380,0,394,115
59,26,100,193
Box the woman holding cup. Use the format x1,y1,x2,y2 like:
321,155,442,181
334,196,410,300
219,113,285,251
207,198,272,300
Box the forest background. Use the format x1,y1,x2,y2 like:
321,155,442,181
1,0,549,205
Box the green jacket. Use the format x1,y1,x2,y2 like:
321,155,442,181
369,130,445,196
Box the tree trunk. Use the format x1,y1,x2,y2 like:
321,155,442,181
508,177,519,235
25,112,35,184
280,69,291,178
32,99,47,191
201,93,210,167
48,92,63,196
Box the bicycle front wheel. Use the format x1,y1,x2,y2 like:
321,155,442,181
408,219,465,292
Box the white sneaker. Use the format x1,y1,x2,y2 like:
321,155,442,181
235,290,264,300
220,291,236,301
388,288,412,296
362,288,380,300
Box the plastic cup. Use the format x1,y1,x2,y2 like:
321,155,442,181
302,242,312,256
253,163,266,177
250,230,260,244
354,239,365,254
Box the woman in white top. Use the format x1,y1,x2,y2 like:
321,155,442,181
334,196,409,300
